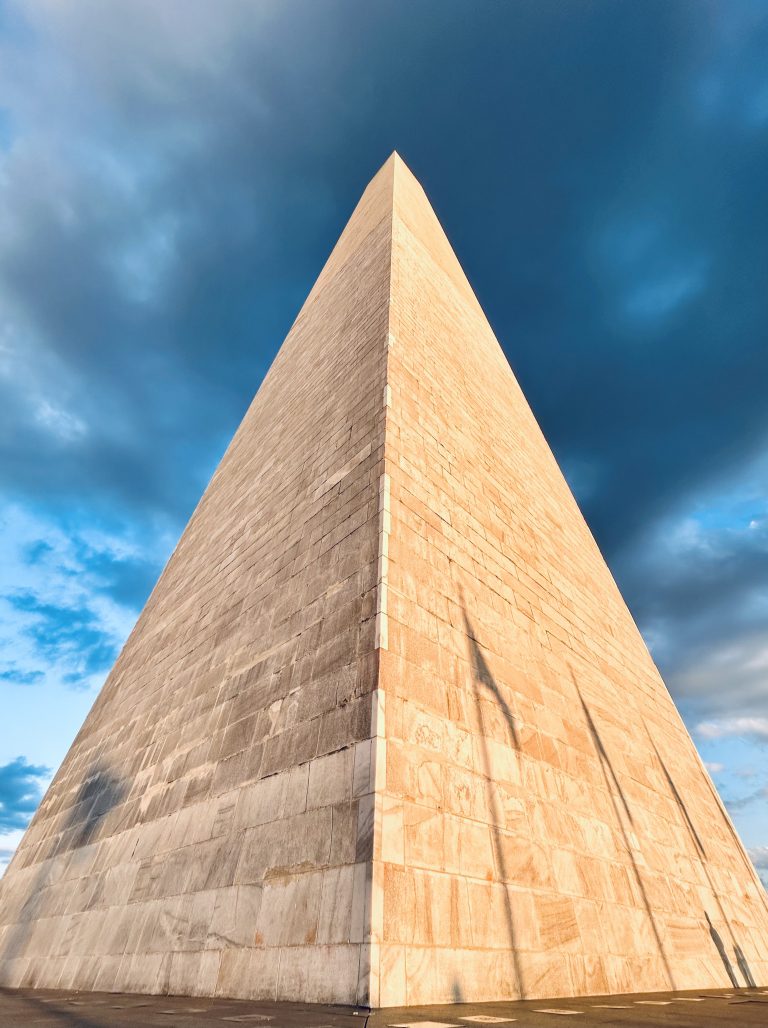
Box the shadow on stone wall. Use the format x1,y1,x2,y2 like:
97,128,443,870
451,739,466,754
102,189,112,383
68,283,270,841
697,750,768,925
646,731,758,989
461,594,525,1000
735,943,757,988
0,762,126,972
571,671,676,989
648,737,706,858
61,765,126,854
704,912,739,987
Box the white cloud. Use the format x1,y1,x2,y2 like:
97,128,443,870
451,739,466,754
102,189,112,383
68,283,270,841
673,633,768,719
695,717,768,742
0,829,25,875
704,761,725,774
34,398,87,441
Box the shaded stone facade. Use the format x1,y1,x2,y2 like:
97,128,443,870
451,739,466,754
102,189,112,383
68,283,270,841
1,154,766,1006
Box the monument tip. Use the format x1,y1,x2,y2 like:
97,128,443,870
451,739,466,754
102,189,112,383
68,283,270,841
379,149,417,185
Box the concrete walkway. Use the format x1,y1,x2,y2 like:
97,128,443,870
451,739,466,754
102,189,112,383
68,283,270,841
2,988,768,1027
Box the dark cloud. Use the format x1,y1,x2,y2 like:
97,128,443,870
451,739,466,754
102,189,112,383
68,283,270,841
74,547,159,611
615,506,768,719
0,757,50,832
0,0,767,724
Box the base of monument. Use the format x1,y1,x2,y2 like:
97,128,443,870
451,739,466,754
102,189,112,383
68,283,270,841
1,985,766,1026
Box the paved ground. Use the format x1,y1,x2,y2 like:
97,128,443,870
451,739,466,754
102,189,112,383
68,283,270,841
1,988,767,1028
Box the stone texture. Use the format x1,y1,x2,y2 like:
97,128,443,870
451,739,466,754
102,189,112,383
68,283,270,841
0,154,393,1007
1,153,766,1007
368,154,768,1006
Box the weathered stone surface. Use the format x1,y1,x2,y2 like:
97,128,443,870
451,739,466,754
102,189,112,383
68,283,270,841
1,153,766,1006
367,154,768,1006
0,154,393,1004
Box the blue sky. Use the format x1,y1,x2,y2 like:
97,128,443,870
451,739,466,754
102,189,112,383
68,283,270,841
0,0,767,884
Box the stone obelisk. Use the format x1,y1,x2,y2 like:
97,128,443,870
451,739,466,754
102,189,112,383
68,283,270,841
1,154,766,1006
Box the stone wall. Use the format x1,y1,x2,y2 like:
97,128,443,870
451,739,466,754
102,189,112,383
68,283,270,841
370,156,768,1005
0,157,393,1004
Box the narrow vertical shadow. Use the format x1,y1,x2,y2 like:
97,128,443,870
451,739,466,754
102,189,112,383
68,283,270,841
461,607,519,751
645,727,757,988
572,671,675,989
460,592,524,1000
699,755,768,922
705,912,739,987
577,687,633,825
647,737,706,858
734,944,757,988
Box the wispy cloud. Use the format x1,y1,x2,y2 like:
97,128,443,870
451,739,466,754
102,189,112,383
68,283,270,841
33,398,87,441
0,830,25,874
615,444,768,729
0,667,43,685
724,786,768,812
696,717,768,743
622,261,708,325
0,503,165,692
689,2,768,130
5,592,120,686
